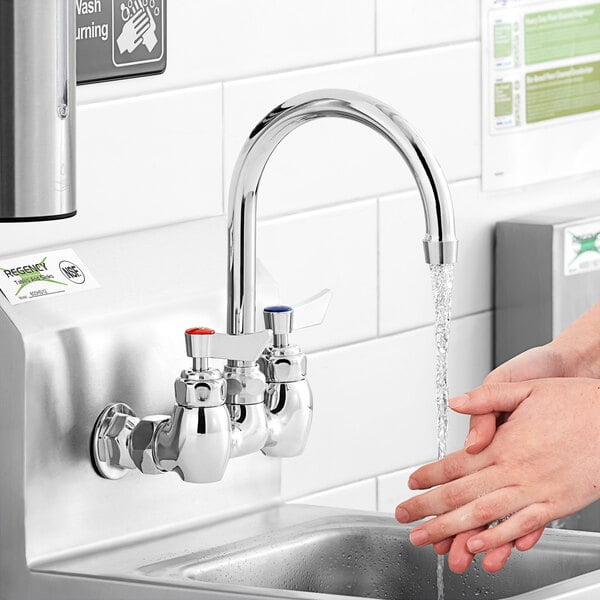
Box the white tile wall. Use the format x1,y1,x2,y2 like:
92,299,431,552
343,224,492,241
78,0,376,104
281,310,492,501
293,479,377,512
0,85,223,258
7,2,600,517
379,172,600,336
224,44,480,218
377,465,425,514
376,0,480,54
257,201,378,352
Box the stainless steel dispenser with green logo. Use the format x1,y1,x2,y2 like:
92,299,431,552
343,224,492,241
0,0,76,221
496,201,600,366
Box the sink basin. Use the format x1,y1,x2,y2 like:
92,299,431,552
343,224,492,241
141,512,600,600
552,500,600,533
36,505,600,600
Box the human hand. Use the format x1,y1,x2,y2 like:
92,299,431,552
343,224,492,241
441,303,600,570
396,378,600,571
430,344,566,573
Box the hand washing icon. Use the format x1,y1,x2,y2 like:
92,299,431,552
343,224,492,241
116,0,160,55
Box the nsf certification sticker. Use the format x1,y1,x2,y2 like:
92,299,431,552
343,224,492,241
564,221,600,276
0,249,100,305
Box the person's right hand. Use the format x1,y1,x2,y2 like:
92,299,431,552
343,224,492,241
438,302,600,571
465,344,568,454
435,343,568,573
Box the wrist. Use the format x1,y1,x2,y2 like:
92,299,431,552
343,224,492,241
548,337,600,379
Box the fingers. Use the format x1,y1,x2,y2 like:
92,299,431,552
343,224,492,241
464,413,498,454
449,381,533,415
433,538,452,555
515,527,544,551
465,504,551,554
407,487,528,547
481,543,514,573
407,448,492,491
397,467,501,523
447,529,484,573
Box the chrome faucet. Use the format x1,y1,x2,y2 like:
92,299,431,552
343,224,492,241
91,89,458,483
225,89,457,459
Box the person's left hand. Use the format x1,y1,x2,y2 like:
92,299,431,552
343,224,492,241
395,377,600,570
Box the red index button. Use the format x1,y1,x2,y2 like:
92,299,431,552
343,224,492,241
185,327,215,335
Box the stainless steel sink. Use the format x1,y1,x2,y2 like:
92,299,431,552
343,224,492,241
36,505,600,600
141,512,600,600
552,500,600,533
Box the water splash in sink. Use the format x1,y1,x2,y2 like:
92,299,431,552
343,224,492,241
430,264,455,600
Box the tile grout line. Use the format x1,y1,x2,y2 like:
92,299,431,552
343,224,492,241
376,198,381,338
220,82,226,216
307,308,493,358
78,39,481,107
257,175,481,225
373,0,378,56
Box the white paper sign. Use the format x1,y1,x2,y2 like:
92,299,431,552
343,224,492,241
483,0,600,190
0,249,100,304
564,221,600,275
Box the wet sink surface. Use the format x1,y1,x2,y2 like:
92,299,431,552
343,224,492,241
142,515,600,600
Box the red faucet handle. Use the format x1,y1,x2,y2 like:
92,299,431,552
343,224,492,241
186,327,215,336
184,328,271,362
185,327,216,359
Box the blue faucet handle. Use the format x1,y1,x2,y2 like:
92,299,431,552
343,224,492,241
264,305,293,313
263,289,332,345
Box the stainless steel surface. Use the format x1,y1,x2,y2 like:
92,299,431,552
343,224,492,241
32,504,600,600
263,380,313,457
92,324,276,482
258,292,330,457
496,201,600,366
154,404,232,483
553,500,600,534
139,511,600,600
229,402,270,459
0,0,76,220
91,403,139,479
92,323,279,482
227,89,458,338
185,329,272,362
224,363,268,405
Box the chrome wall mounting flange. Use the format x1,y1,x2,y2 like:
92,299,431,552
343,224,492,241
91,403,140,480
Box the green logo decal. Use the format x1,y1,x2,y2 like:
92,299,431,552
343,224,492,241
569,231,600,265
1,257,67,296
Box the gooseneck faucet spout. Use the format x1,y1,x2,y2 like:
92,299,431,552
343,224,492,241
227,89,459,337
91,89,459,482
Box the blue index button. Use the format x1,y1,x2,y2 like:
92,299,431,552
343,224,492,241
265,305,292,313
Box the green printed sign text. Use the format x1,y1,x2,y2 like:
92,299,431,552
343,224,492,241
525,3,600,65
526,61,600,123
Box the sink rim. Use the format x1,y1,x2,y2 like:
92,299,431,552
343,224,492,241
141,510,600,600
32,504,600,600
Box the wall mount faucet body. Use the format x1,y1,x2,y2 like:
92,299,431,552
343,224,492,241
91,89,458,483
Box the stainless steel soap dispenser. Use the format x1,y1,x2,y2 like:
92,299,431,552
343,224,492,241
0,0,76,221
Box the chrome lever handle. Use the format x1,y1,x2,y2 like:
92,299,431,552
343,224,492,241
293,288,332,330
185,327,271,364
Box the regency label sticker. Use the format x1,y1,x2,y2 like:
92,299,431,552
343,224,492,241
564,221,600,276
0,249,100,304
